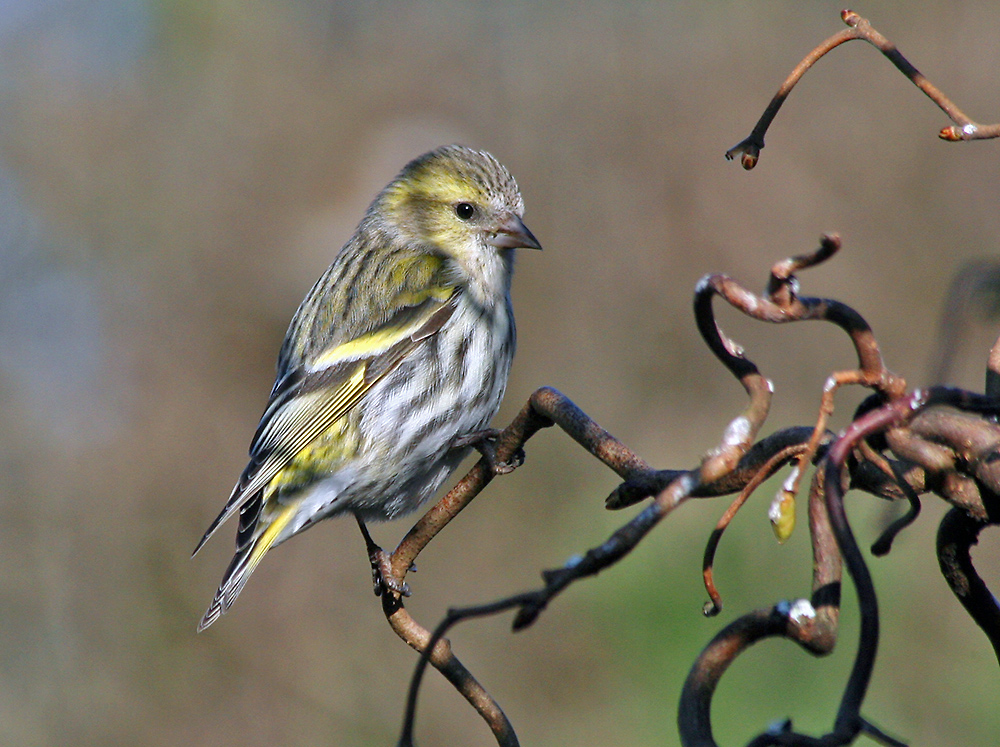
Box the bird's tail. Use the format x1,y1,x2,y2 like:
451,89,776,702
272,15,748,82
197,497,298,632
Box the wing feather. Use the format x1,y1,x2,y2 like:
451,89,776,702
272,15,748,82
191,290,459,556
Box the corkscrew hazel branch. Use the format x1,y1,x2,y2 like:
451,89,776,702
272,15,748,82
726,10,999,170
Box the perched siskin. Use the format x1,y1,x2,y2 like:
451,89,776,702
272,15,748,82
194,145,540,631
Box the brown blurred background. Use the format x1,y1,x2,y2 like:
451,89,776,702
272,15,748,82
1,2,997,745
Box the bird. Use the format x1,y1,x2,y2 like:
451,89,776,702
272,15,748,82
193,144,540,631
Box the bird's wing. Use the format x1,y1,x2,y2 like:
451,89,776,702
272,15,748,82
192,288,459,556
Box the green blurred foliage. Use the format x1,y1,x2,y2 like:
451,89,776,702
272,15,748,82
0,1,997,745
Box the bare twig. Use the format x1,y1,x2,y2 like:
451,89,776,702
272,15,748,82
680,448,847,747
606,426,825,509
702,442,808,616
937,507,1000,664
387,386,651,744
388,236,1000,747
726,10,999,169
674,247,1000,747
397,594,538,747
819,388,1000,744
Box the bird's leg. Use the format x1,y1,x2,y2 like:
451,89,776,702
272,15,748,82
452,428,525,475
355,514,411,598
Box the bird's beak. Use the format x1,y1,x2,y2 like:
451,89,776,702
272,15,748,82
489,214,542,251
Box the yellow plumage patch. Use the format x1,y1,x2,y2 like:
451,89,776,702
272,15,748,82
312,323,414,368
310,255,452,369
389,254,452,306
382,170,477,213
269,416,360,494
242,502,298,578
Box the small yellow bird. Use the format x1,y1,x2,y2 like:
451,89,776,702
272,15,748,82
194,145,540,630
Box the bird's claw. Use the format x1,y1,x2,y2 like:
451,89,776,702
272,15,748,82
368,545,411,598
356,514,410,597
453,429,525,476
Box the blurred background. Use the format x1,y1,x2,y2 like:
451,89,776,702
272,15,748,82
1,1,997,745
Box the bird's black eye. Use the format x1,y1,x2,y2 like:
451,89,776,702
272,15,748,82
454,202,476,221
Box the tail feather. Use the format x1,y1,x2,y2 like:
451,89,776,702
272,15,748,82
196,500,298,632
197,548,256,632
191,455,267,558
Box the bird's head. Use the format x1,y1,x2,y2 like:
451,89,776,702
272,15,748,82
378,145,541,300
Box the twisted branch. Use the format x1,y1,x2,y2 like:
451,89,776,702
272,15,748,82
388,387,651,745
726,10,999,170
937,506,1000,664
390,230,1000,746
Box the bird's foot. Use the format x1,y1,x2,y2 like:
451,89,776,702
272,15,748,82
452,428,525,475
368,545,411,598
356,515,410,598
